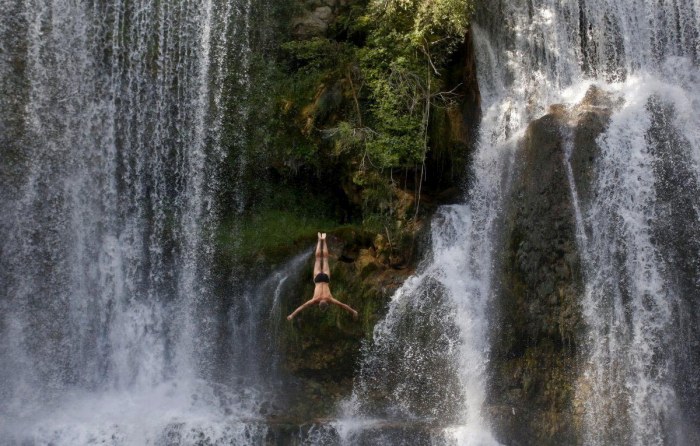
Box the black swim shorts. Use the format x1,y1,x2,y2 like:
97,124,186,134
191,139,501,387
314,273,330,283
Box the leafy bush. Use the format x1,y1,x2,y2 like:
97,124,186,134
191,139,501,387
271,0,475,232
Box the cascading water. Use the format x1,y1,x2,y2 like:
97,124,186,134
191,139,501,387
229,249,311,385
336,0,699,444
337,204,511,446
578,75,700,444
473,0,700,444
326,3,580,445
331,13,539,446
0,1,271,444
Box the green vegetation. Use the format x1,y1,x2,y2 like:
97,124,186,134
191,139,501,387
217,186,341,266
218,209,334,264
352,0,474,169
216,0,476,270
271,0,475,231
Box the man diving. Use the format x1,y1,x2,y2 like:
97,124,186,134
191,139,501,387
287,232,358,320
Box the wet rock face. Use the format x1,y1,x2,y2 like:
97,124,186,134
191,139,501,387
488,87,612,445
425,29,482,195
570,90,610,207
489,112,583,445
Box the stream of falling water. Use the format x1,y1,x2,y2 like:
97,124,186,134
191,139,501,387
332,0,699,445
475,1,700,444
326,8,541,446
0,1,267,444
577,77,700,445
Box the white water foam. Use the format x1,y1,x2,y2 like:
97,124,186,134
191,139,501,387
1,381,268,445
576,74,700,445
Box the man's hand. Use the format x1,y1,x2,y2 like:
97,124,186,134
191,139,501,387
287,314,293,321
352,310,358,319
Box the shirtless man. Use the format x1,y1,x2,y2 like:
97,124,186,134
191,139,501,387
287,233,358,320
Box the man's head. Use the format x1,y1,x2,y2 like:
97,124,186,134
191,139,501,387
319,301,329,311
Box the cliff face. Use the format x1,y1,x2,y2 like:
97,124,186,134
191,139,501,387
488,87,614,445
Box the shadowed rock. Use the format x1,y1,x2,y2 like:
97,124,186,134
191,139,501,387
488,86,614,445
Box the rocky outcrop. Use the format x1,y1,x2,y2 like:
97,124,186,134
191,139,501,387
488,87,614,445
291,0,352,38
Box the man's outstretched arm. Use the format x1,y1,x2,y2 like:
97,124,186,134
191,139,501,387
287,299,315,320
330,298,358,319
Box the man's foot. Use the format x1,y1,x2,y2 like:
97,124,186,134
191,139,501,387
321,233,326,240
318,232,322,239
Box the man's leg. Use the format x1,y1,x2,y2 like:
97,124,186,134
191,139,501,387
313,233,323,278
321,233,330,277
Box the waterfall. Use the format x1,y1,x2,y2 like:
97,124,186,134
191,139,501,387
473,0,700,444
338,204,512,446
333,15,533,446
2,0,699,444
336,0,699,444
330,2,567,444
229,249,311,384
579,79,700,444
0,0,269,444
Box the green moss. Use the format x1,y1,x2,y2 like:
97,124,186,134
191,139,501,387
217,209,334,267
258,0,477,244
